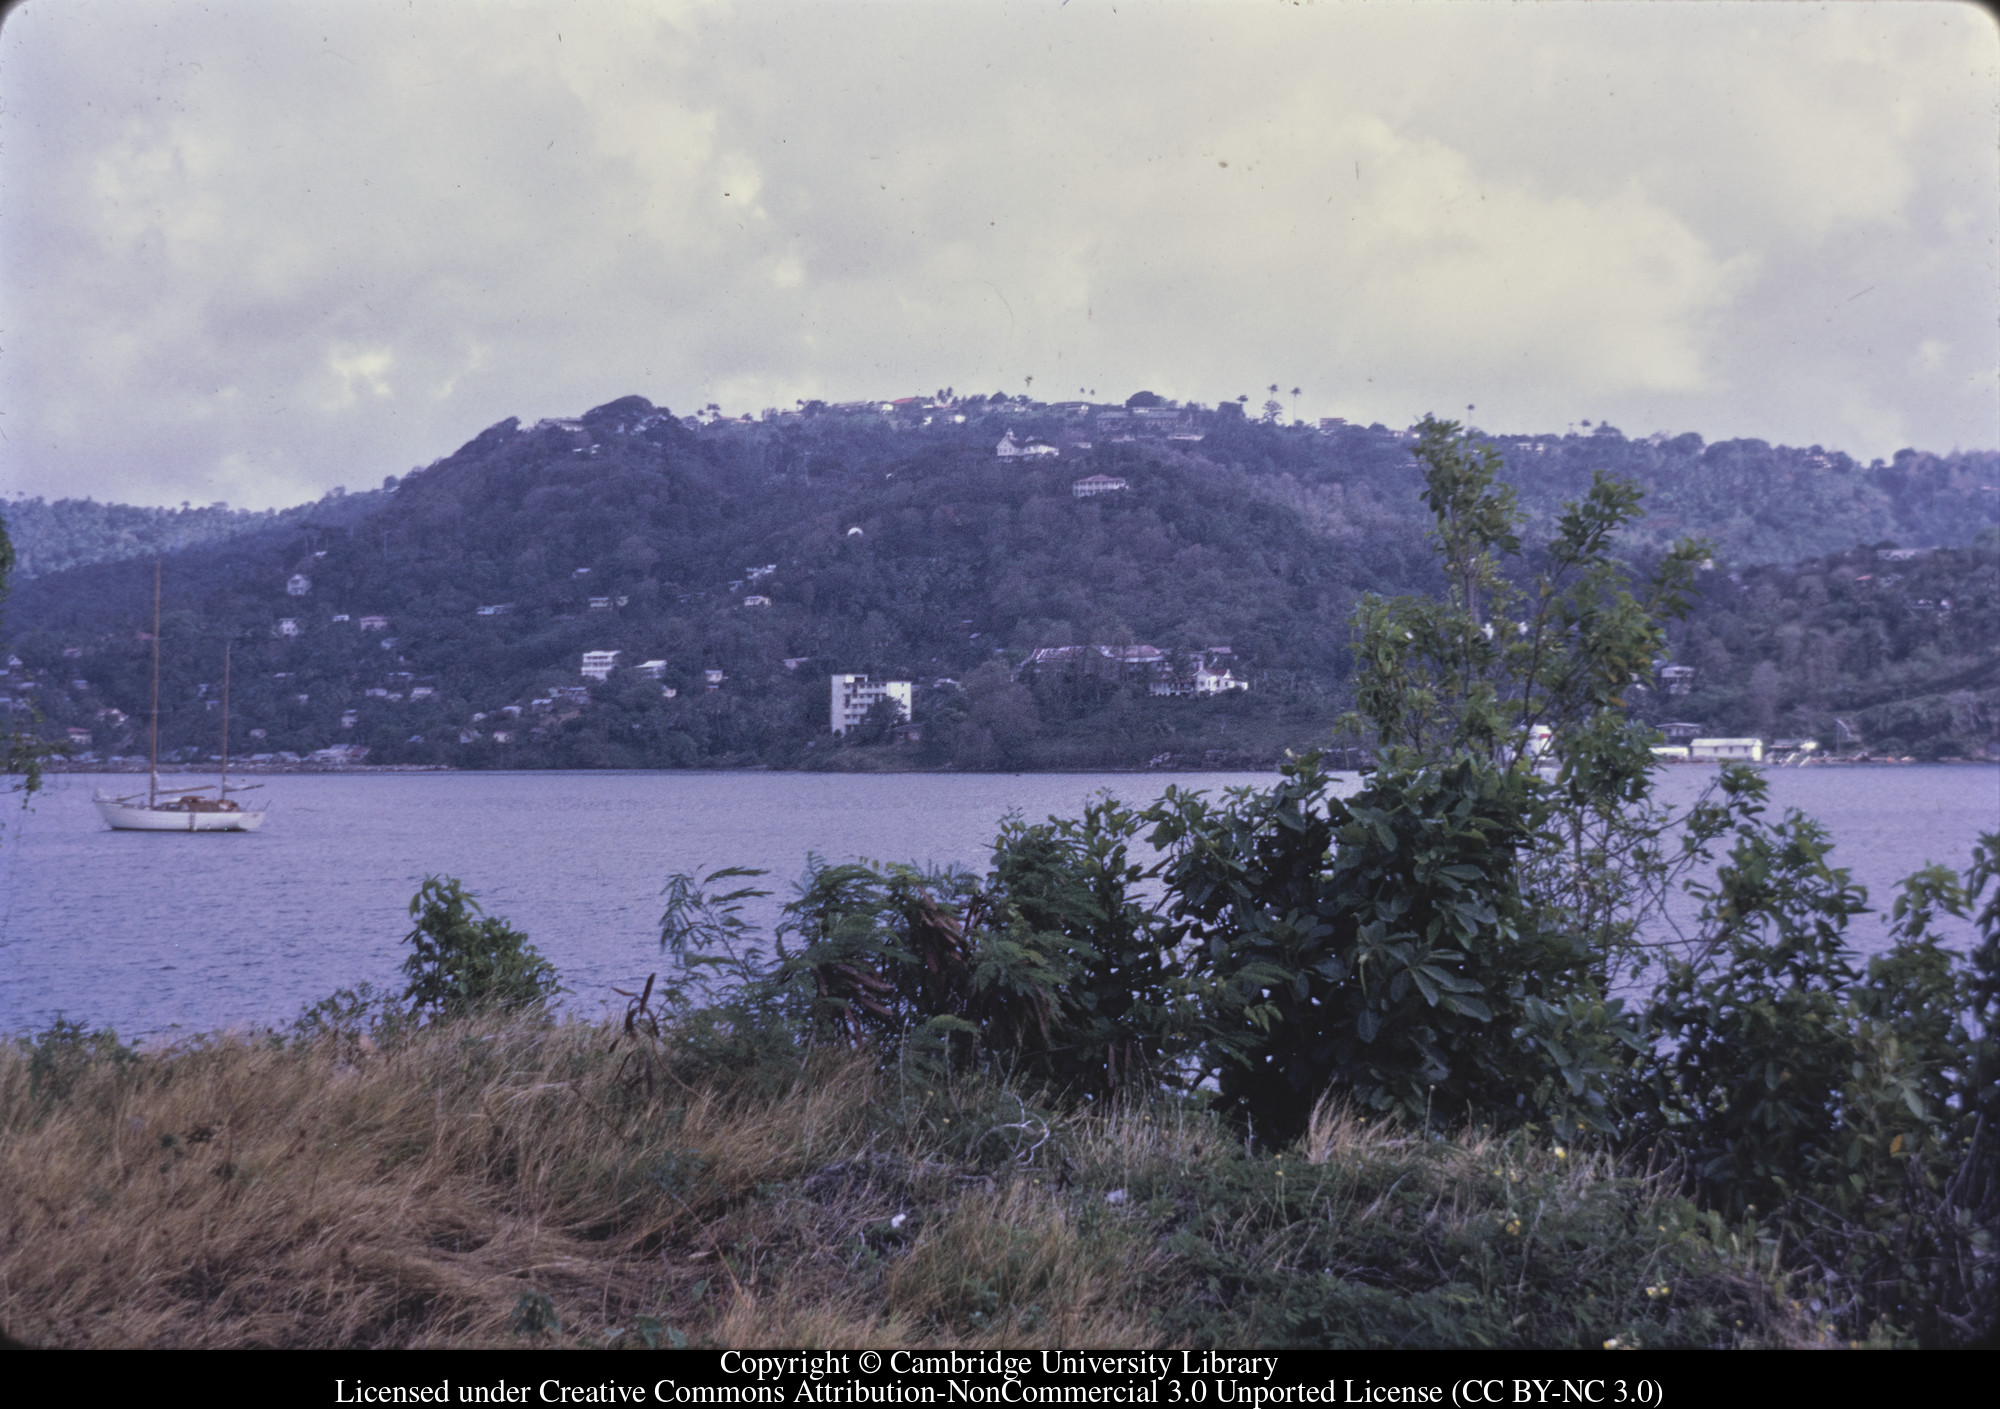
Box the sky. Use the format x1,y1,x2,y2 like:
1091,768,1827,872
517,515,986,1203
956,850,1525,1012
1,0,1995,511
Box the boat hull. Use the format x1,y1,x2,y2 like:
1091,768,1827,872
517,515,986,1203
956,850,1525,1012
95,799,266,832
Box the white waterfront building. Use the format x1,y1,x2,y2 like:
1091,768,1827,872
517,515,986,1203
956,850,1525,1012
830,674,912,734
1690,737,1765,763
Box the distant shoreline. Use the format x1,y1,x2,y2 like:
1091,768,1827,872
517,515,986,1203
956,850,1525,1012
43,754,1998,778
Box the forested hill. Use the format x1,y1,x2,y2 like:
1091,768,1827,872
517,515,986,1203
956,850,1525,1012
1,485,394,580
4,393,1995,770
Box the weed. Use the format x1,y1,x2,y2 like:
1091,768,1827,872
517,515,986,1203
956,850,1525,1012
18,1016,137,1106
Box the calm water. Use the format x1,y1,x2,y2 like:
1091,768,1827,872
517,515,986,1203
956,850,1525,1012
2,766,1993,1041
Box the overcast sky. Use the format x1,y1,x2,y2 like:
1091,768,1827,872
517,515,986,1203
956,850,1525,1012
2,0,1995,511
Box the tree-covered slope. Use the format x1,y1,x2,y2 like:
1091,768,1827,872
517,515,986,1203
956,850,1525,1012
0,485,394,580
1,398,1400,769
1658,534,2000,758
3,393,1994,769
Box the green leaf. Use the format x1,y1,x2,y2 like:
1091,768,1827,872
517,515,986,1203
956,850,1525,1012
1442,994,1493,1022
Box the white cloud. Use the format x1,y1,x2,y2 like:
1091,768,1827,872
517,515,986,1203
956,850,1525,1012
0,0,1992,509
323,347,395,410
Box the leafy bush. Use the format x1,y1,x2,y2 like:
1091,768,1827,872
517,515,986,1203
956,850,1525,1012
16,1016,137,1105
1635,779,1873,1217
289,981,408,1047
400,875,561,1020
1634,806,1998,1346
1126,418,1695,1145
969,802,1193,1099
1148,753,1639,1146
657,802,1191,1102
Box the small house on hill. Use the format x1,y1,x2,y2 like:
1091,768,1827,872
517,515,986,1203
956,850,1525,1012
996,431,1058,459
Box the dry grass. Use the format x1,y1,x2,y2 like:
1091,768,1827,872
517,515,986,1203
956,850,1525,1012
0,1017,1159,1348
1,1017,1830,1349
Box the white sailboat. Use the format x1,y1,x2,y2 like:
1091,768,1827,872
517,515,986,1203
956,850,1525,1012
94,563,267,833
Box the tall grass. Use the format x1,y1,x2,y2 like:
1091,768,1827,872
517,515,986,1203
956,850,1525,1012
0,1014,1829,1349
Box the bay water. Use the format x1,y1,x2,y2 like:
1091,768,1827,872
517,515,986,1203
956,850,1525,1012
2,765,1993,1042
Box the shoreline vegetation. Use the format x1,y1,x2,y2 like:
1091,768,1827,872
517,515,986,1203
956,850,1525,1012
5,421,1994,1350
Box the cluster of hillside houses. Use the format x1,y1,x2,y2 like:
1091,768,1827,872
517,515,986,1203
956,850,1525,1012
555,648,1249,741
1014,644,1249,697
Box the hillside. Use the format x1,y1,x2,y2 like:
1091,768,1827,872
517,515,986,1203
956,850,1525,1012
1661,535,2000,758
4,393,1996,769
0,485,394,580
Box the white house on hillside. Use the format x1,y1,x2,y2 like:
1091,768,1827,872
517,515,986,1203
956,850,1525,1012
581,650,621,681
1192,664,1250,695
830,674,912,734
1071,474,1129,498
996,431,1058,459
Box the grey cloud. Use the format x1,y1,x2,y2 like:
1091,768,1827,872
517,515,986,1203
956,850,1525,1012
1,0,1993,510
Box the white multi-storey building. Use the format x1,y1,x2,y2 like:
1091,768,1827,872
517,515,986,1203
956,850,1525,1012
830,674,912,734
581,650,621,681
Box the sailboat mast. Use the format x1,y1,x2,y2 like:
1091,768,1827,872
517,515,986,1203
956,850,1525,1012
148,559,161,809
220,641,231,797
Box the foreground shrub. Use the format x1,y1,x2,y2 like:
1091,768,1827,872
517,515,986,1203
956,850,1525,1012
1148,753,1638,1145
14,1016,137,1108
400,875,562,1020
1636,817,1999,1347
656,801,1191,1103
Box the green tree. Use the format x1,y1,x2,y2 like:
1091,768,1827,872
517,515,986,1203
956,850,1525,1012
1349,416,1706,970
401,876,561,1019
848,695,904,746
1147,417,1708,1142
